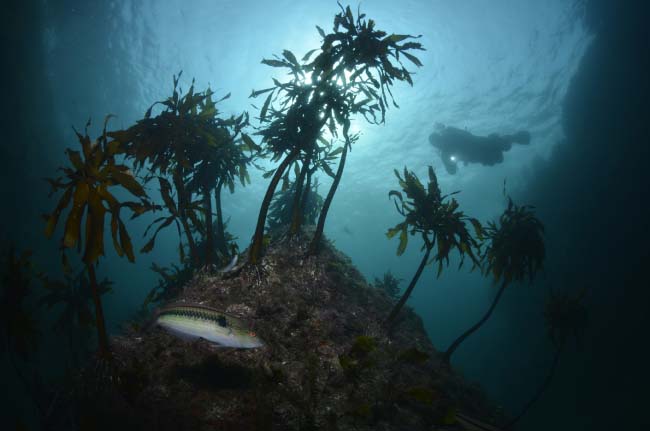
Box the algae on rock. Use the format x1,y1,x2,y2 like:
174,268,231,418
66,233,504,431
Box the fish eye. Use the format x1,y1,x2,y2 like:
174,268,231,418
249,331,256,337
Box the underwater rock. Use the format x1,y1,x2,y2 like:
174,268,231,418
65,230,504,431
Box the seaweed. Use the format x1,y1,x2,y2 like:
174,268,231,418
385,166,481,327
109,72,257,267
0,247,40,361
141,261,194,308
544,287,588,349
483,197,545,285
248,3,424,262
268,178,324,233
339,336,378,381
0,247,46,419
44,116,153,357
442,194,545,363
24,4,523,429
397,347,430,364
505,288,587,427
39,269,113,365
373,270,402,301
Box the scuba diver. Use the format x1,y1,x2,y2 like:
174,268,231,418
429,124,531,174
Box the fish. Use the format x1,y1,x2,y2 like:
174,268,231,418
218,254,239,273
455,412,506,431
154,303,264,348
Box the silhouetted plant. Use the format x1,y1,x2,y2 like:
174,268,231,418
543,288,588,349
110,72,256,267
0,247,44,416
505,288,587,429
194,218,241,268
1,248,40,361
289,139,340,234
268,178,324,233
442,197,545,364
139,175,199,264
248,3,424,262
185,102,255,265
141,262,194,308
44,117,151,357
39,269,113,366
373,271,402,301
384,166,481,327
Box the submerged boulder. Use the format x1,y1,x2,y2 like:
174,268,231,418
73,231,503,430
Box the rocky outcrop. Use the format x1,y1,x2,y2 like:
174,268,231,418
73,231,502,430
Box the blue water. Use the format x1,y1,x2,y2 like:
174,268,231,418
43,0,588,322
6,0,648,429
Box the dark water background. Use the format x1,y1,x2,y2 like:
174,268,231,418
1,0,648,429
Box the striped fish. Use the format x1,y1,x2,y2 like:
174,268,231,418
155,303,263,348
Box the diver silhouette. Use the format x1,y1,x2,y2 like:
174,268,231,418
429,124,531,174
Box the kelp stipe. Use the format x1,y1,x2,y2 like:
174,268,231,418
44,117,153,357
247,3,425,262
384,166,481,328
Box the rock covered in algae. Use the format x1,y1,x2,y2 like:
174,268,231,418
74,231,504,431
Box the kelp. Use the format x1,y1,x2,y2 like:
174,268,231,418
505,288,587,428
442,195,545,364
544,287,588,350
483,197,545,285
185,102,255,264
373,270,402,301
44,117,151,265
338,335,378,381
0,247,47,419
39,269,112,365
385,166,481,326
141,262,194,308
0,247,40,361
267,178,324,233
44,117,153,357
248,3,424,262
40,269,112,332
109,72,257,266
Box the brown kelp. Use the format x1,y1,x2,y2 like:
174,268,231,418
373,270,403,301
267,178,324,233
0,247,44,417
44,117,152,357
0,247,40,362
385,166,481,327
141,261,194,309
109,73,257,267
248,3,424,262
39,269,113,366
442,196,545,364
504,288,588,428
